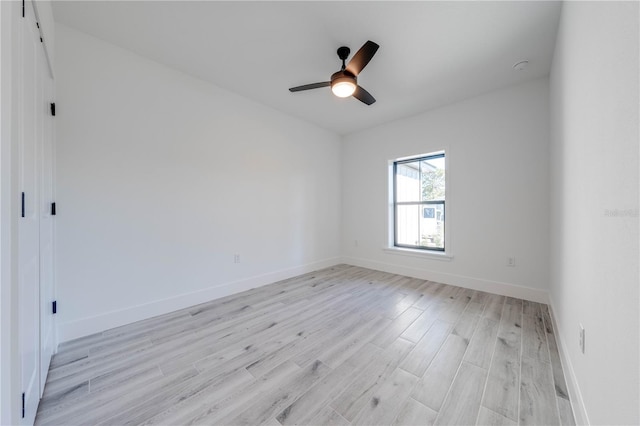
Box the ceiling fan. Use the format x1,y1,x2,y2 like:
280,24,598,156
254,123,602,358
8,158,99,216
289,40,380,105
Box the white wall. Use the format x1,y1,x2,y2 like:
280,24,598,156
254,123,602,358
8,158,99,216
54,24,342,342
341,78,550,302
549,2,639,425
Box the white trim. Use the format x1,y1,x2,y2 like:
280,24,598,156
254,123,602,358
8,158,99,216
382,246,453,261
29,1,54,79
57,257,342,343
342,255,549,303
547,300,590,425
0,2,21,423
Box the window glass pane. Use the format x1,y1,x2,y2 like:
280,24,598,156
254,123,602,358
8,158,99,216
396,204,420,246
421,156,445,201
420,203,445,249
396,161,421,202
393,153,445,252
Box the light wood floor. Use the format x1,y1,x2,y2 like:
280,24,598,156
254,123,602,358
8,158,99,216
36,265,575,425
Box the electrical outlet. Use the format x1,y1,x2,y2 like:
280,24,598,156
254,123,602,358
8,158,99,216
579,324,585,353
507,257,516,267
234,254,240,264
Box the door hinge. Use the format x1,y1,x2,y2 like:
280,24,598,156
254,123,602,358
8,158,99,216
51,202,56,216
21,192,25,218
50,103,56,117
52,300,57,314
21,392,25,418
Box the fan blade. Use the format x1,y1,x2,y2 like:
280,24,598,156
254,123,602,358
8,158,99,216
353,85,376,105
345,40,379,76
289,82,331,92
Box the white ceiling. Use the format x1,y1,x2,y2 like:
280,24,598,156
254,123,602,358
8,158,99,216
52,1,562,135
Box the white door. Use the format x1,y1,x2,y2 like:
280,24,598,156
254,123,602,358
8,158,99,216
18,3,53,424
18,3,46,423
38,51,55,396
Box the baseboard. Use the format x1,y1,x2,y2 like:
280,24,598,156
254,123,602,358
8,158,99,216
547,300,590,425
342,256,549,303
57,257,342,343
58,255,549,342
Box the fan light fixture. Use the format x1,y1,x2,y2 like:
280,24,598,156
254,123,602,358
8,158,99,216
331,78,356,98
289,41,379,105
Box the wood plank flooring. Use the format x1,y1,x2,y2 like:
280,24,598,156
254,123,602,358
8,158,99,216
35,265,576,426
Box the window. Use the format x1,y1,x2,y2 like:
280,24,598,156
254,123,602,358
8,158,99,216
393,152,445,251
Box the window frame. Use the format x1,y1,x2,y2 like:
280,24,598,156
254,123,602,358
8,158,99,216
387,150,452,260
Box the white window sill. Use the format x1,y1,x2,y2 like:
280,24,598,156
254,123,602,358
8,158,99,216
383,246,453,261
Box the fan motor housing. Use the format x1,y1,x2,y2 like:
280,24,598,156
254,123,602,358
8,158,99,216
331,70,357,85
